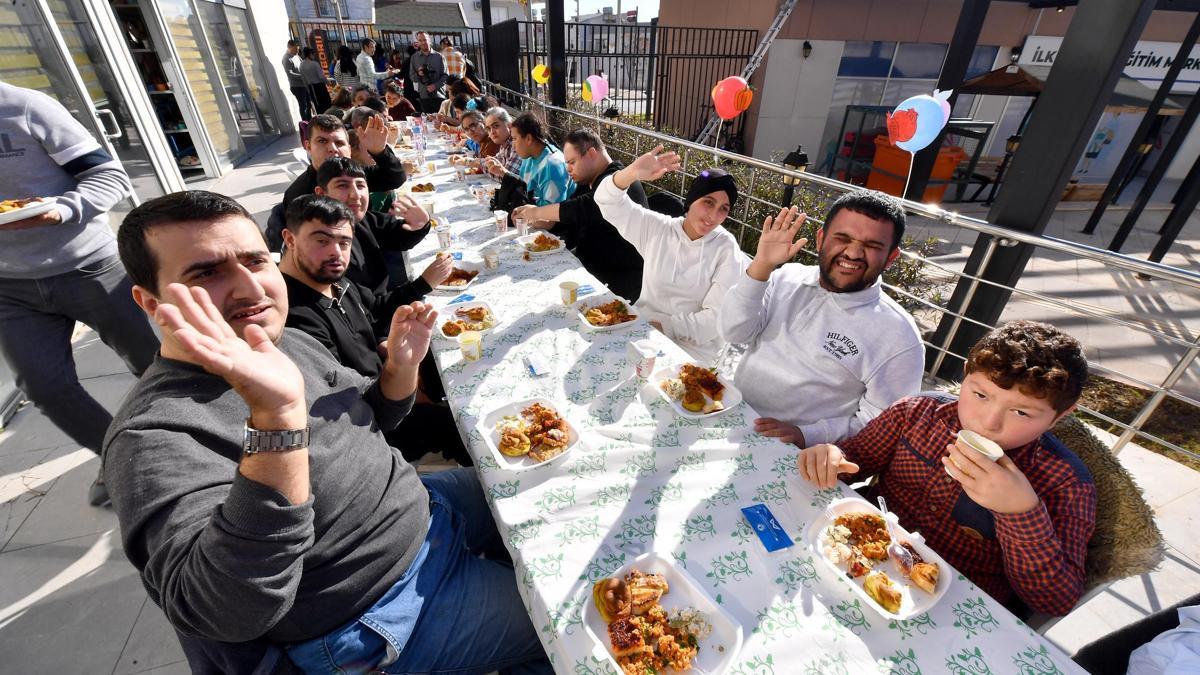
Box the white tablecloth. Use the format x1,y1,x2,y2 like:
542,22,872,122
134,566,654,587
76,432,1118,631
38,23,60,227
401,137,1084,675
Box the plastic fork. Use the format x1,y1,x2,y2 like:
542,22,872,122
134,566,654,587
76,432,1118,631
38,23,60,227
878,496,915,575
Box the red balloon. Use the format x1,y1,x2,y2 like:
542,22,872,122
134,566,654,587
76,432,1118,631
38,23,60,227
711,76,753,121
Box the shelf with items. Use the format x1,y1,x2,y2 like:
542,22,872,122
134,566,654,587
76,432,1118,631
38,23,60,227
109,0,207,176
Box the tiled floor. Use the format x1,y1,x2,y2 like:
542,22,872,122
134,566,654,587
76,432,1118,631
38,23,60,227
1,137,1197,672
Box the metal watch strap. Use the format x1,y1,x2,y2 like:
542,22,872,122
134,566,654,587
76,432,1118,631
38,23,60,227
242,419,310,454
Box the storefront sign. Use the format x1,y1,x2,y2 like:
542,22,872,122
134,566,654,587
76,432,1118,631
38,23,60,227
311,29,330,76
1020,35,1200,93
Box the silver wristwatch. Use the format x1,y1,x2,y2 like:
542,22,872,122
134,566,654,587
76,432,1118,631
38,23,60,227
242,419,310,454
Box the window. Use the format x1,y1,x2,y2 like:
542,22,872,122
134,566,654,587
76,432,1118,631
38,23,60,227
837,41,896,78
315,0,336,18
890,43,947,79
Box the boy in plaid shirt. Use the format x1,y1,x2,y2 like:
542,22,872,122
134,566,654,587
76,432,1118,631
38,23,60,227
798,321,1096,616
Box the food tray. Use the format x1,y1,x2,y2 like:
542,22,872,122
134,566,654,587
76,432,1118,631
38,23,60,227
434,262,483,291
476,398,579,471
651,365,743,420
800,497,952,620
437,301,498,339
575,293,640,333
515,232,564,256
0,199,55,226
582,551,743,674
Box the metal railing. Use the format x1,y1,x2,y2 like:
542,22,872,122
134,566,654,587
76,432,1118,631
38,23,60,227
485,80,1200,462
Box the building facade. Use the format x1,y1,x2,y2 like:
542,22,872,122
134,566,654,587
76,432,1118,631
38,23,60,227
658,0,1199,185
1,0,297,203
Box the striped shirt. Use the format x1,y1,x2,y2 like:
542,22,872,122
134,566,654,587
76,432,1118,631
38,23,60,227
839,394,1096,616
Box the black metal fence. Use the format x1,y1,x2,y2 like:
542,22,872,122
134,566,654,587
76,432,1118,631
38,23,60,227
289,19,759,144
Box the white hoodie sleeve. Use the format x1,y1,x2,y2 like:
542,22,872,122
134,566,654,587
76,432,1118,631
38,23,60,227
667,243,747,349
594,175,670,255
797,341,927,445
719,270,773,345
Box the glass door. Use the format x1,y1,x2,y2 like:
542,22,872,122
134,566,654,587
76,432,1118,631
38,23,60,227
45,0,179,208
193,0,279,153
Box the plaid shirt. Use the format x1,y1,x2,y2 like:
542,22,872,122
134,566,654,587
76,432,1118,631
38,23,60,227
443,49,466,79
495,138,523,176
839,394,1096,616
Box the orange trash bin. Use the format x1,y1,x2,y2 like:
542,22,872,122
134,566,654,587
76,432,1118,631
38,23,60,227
867,135,966,203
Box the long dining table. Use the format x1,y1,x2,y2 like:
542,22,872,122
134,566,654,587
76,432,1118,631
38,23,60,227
396,131,1085,675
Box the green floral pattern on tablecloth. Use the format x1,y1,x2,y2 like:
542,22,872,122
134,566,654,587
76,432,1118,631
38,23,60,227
405,140,1085,675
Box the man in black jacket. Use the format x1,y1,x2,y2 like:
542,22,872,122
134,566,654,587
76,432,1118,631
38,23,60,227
280,195,468,465
314,156,451,306
268,114,409,253
513,128,645,300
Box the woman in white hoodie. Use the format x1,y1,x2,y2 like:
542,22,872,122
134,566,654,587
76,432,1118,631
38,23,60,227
594,146,748,362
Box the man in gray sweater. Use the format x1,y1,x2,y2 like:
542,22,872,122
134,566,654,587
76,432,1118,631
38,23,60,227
104,191,550,673
0,82,159,506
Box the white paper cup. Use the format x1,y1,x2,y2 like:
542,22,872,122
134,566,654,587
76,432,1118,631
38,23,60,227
627,340,656,379
957,430,1004,460
559,281,579,306
946,429,1004,476
482,247,500,269
457,331,482,361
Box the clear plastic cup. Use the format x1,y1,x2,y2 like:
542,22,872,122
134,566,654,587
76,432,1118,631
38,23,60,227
454,165,467,181
435,224,453,249
482,247,500,269
458,331,482,361
493,210,509,235
513,215,530,236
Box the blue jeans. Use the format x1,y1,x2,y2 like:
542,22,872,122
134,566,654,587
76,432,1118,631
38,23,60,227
0,254,159,453
286,469,553,674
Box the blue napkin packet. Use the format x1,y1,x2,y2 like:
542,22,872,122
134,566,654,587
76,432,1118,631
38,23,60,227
741,503,794,552
577,284,595,296
448,294,474,305
451,251,463,260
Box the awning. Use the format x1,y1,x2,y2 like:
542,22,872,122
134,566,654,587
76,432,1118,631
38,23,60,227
959,64,1185,115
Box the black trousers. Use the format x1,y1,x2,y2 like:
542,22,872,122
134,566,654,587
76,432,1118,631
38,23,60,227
308,83,331,115
289,85,312,121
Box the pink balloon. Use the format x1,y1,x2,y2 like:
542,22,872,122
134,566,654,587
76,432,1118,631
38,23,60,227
584,75,608,102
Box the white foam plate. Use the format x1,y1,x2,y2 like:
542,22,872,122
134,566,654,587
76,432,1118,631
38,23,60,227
575,294,640,333
0,199,56,225
437,301,499,339
801,497,952,620
434,262,482,291
476,398,579,471
583,551,743,675
651,365,743,419
516,232,564,256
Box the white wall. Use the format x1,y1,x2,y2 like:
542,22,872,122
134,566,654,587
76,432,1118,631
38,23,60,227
751,39,843,163
250,0,302,135
1166,124,1200,182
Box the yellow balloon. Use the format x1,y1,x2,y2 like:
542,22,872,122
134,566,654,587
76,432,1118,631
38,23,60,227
582,81,592,102
532,64,550,85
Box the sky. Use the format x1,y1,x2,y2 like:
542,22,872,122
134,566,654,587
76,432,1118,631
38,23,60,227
530,0,660,20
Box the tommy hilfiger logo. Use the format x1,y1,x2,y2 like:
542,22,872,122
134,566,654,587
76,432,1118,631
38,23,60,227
0,133,26,159
823,331,859,360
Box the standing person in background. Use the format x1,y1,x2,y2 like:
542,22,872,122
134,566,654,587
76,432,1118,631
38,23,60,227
400,44,420,110
439,37,466,84
299,47,332,115
409,31,447,114
282,39,311,122
0,82,160,506
355,39,395,92
332,45,359,90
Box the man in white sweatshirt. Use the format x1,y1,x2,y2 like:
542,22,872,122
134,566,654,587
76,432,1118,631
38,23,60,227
595,146,747,362
720,190,924,446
